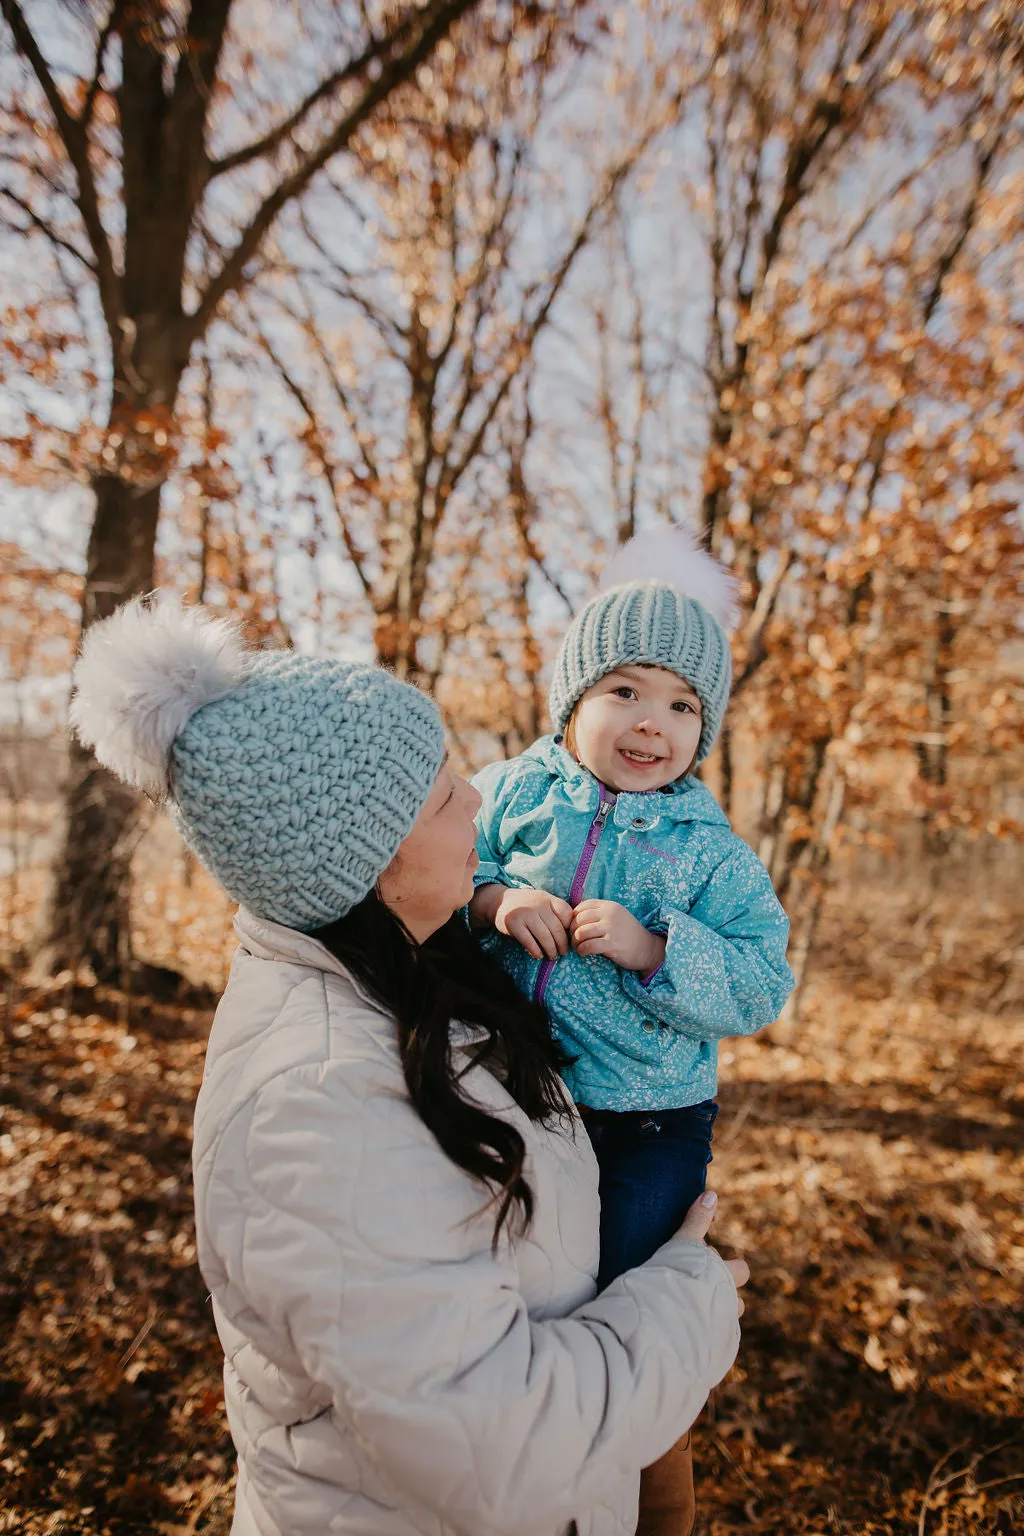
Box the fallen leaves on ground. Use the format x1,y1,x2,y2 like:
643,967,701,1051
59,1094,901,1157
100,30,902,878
1,884,1021,1534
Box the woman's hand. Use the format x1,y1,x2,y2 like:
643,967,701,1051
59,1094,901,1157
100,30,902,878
676,1191,749,1316
492,887,574,961
570,899,667,974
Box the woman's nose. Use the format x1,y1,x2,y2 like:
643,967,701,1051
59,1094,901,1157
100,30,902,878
465,779,483,815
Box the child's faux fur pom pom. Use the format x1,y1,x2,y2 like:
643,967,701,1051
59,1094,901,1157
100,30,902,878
600,526,740,632
69,595,246,796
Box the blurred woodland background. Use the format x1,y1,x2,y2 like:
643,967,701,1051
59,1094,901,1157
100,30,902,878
0,1,1022,1533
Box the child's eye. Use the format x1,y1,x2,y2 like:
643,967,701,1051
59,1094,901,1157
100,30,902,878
612,686,636,700
672,700,697,714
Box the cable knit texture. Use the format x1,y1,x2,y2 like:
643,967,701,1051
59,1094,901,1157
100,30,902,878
549,582,731,765
170,653,445,930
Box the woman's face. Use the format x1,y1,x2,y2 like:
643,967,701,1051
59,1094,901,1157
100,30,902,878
377,759,483,942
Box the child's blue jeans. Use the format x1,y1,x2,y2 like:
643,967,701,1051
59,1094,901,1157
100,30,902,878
581,1100,719,1291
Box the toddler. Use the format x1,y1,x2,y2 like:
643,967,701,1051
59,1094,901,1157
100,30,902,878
469,531,793,1533
469,534,798,1253
469,528,794,1285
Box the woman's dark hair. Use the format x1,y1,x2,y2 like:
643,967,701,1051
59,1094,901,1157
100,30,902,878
310,889,572,1246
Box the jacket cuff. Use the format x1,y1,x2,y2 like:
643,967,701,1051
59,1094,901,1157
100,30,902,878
473,862,511,889
638,925,668,986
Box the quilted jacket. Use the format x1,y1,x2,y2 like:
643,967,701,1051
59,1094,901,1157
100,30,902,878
192,909,742,1536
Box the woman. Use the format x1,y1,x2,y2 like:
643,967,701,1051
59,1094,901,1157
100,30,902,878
70,595,747,1536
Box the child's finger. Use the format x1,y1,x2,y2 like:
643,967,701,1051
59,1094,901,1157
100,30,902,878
544,913,569,956
571,919,605,945
569,903,602,936
551,897,574,927
507,918,543,959
573,937,605,958
532,920,559,959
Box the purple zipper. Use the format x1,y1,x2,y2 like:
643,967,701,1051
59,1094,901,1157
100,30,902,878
534,785,615,1006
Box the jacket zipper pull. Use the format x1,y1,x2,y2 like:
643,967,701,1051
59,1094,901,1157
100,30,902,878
590,799,611,842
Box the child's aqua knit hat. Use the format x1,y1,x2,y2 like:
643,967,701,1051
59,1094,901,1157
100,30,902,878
549,528,738,766
69,596,445,931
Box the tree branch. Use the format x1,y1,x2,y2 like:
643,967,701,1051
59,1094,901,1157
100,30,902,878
439,149,640,501
620,219,652,544
732,547,794,697
83,1,124,128
187,0,480,344
264,271,385,496
166,0,235,154
302,309,383,495
759,18,889,282
252,322,373,599
206,10,426,181
296,209,409,356
0,187,97,271
1,0,124,340
1,0,76,140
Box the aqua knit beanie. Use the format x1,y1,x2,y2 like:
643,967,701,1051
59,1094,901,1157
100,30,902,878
69,597,445,931
549,581,731,766
550,529,738,766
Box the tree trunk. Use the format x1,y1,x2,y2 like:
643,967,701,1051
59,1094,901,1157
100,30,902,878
34,460,167,981
374,589,424,683
770,735,830,902
916,595,955,855
774,760,845,1036
374,315,439,684
717,717,734,821
12,0,482,984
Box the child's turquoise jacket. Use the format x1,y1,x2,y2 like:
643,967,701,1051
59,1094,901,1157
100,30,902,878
472,736,794,1111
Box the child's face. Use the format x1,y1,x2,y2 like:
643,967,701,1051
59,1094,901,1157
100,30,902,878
568,665,702,793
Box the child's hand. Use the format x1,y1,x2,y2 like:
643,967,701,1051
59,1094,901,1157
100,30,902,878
570,899,667,974
495,888,574,961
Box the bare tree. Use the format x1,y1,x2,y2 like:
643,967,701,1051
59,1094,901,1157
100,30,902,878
238,6,658,692
0,0,498,979
535,0,1022,1013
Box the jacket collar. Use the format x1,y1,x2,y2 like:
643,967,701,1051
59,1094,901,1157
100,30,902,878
233,908,498,1052
521,734,730,830
233,907,390,1013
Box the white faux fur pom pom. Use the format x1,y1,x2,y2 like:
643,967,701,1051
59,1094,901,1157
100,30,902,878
600,525,740,632
69,594,246,796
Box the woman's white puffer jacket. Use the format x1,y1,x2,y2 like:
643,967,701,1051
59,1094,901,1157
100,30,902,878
192,910,741,1536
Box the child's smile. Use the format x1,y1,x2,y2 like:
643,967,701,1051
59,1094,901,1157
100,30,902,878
619,746,664,765
568,664,703,792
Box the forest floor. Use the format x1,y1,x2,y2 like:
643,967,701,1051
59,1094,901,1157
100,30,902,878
1,875,1022,1535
